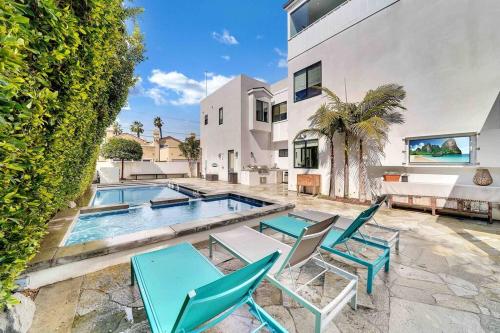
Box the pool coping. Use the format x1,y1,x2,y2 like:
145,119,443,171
27,183,294,272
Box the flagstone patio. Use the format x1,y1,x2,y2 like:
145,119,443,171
28,180,500,332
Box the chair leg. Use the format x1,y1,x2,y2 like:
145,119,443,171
367,266,374,294
385,253,390,272
209,237,214,259
130,265,135,286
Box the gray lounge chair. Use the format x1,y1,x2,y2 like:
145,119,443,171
289,195,400,253
209,217,358,333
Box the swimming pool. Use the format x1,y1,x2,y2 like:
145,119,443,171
66,195,267,246
91,185,194,207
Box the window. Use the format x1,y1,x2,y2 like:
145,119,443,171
294,62,321,102
256,100,268,122
218,107,223,125
204,114,208,125
272,102,287,122
279,149,288,157
290,0,347,37
294,139,318,168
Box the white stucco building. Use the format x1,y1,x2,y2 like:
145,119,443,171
201,0,500,208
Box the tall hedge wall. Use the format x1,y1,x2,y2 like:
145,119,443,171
0,0,143,307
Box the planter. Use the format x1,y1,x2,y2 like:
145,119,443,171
383,174,401,182
473,168,493,186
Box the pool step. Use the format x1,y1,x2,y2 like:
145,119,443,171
80,204,129,214
150,196,190,207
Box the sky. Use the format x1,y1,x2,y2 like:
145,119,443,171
119,0,288,141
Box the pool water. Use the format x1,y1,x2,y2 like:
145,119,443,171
92,186,190,206
66,197,264,246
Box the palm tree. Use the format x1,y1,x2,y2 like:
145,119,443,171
130,121,144,138
350,84,406,200
153,116,164,138
111,121,123,136
295,88,348,197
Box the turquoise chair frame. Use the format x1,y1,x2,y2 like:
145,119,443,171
131,242,287,333
260,205,390,294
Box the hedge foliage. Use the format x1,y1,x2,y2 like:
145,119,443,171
0,0,144,307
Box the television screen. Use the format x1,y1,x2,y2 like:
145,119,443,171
409,136,471,164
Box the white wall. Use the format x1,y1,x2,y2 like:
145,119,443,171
286,0,500,196
96,161,191,179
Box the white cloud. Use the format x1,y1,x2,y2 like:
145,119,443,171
145,87,168,105
147,69,233,105
274,48,288,68
274,48,287,58
254,77,267,83
212,29,239,45
221,55,231,61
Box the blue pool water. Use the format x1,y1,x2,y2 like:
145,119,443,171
92,186,190,206
66,197,264,246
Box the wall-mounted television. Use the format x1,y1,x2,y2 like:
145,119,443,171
408,135,472,164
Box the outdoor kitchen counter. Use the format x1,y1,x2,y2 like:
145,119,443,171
239,169,284,186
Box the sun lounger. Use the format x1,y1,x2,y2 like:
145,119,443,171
209,219,358,333
260,204,390,294
131,242,287,333
289,195,400,253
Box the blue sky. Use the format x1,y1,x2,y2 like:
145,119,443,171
119,0,288,141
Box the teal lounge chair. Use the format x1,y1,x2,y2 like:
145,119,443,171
131,242,287,333
260,205,390,294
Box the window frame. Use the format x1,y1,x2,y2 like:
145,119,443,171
278,149,288,158
218,107,223,125
256,100,269,123
272,102,288,122
204,114,208,125
293,139,319,169
294,62,322,103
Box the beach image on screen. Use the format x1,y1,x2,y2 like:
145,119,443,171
409,136,470,163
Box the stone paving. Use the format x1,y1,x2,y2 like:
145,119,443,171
28,180,500,332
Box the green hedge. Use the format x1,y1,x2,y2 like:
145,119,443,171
0,0,143,307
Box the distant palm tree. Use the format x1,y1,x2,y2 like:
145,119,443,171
130,121,144,138
350,84,406,199
153,116,164,138
111,121,123,136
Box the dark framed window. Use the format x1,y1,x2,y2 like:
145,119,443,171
218,107,223,125
204,114,208,125
272,102,287,122
294,62,321,102
294,139,318,168
279,149,288,157
290,0,347,37
256,100,268,122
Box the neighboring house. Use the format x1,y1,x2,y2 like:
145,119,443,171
102,128,187,162
200,0,500,198
200,76,288,184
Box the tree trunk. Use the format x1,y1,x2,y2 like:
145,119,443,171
329,137,335,198
159,128,162,138
121,159,124,180
344,133,349,198
359,139,365,201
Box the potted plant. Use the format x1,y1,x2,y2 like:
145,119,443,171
383,171,401,182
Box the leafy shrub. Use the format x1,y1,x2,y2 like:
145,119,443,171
0,0,143,307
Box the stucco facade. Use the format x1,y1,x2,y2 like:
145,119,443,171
200,0,500,199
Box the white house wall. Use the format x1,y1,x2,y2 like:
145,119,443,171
200,76,244,181
286,0,500,195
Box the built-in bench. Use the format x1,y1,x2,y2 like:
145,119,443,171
129,173,187,180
